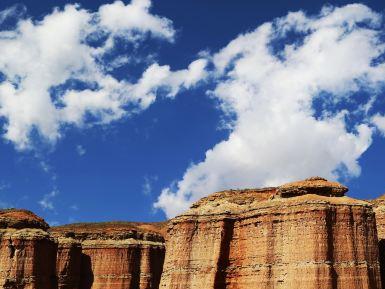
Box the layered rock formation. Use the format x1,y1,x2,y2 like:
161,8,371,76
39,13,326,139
0,209,165,289
0,209,57,289
50,222,166,289
0,177,383,289
371,195,385,289
160,177,381,289
55,237,81,289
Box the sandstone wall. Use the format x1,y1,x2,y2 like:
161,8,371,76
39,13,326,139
78,241,164,289
0,178,383,289
51,222,166,289
0,210,57,289
56,238,82,289
371,196,385,289
160,178,382,289
0,209,166,289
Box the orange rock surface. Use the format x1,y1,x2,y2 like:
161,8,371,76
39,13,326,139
160,177,381,289
370,194,385,289
51,222,166,289
55,238,82,289
0,178,383,289
0,209,57,289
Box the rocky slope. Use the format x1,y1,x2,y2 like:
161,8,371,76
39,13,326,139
160,177,381,289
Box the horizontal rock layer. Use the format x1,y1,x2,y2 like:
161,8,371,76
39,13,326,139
51,222,166,289
160,178,381,289
371,195,385,289
0,228,57,289
0,177,384,289
0,209,166,289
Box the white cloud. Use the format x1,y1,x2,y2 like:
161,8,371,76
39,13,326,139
155,4,385,218
69,204,79,211
39,190,58,211
372,114,385,135
98,0,174,41
0,4,25,26
0,1,206,149
76,145,86,156
142,175,158,196
132,59,208,105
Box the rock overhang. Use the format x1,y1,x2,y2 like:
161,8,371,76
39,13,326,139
277,176,348,198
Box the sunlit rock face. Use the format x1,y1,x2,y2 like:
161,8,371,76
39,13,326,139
0,177,382,289
0,209,166,289
50,222,166,289
0,209,57,289
159,177,381,289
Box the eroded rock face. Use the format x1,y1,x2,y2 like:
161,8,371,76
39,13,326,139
160,178,381,289
0,209,166,289
0,209,57,289
371,195,385,289
55,238,82,289
0,178,383,289
50,222,166,289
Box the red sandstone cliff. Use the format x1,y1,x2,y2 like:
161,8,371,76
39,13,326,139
371,195,385,289
159,177,381,289
55,237,82,289
0,209,166,289
0,177,383,289
0,209,57,289
50,222,166,289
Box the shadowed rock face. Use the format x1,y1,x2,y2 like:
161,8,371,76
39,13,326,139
55,238,82,289
370,195,385,289
50,222,166,289
159,177,381,289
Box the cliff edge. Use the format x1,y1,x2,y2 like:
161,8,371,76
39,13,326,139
160,177,381,289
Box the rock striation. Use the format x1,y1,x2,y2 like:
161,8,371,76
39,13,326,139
0,209,57,289
54,237,82,289
50,222,166,289
160,177,381,289
0,209,166,289
0,177,384,289
371,194,385,289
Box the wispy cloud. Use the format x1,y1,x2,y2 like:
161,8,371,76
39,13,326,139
39,190,59,211
0,4,26,26
69,204,79,211
142,175,158,196
76,145,86,156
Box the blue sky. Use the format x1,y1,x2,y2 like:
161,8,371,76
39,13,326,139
0,0,384,224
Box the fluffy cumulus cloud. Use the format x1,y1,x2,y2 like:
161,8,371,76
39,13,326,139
155,4,385,218
0,0,207,149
